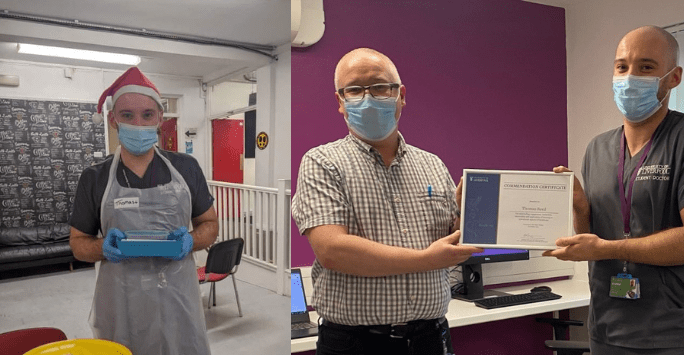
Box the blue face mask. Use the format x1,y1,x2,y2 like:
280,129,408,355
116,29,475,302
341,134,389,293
343,95,400,142
117,122,158,155
613,67,675,123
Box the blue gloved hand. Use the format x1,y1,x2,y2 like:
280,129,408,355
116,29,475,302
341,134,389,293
166,226,194,261
103,228,128,263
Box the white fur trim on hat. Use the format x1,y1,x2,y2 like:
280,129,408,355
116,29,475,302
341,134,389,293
112,85,164,110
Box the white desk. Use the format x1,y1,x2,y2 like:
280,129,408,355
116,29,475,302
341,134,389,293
291,279,590,353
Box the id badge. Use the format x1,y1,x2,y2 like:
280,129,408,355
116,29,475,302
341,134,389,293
609,273,640,299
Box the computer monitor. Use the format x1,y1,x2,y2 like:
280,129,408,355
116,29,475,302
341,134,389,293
453,248,529,301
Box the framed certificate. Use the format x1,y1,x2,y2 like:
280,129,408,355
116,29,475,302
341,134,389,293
460,169,573,250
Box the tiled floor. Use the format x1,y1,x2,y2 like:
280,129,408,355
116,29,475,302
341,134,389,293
0,262,289,354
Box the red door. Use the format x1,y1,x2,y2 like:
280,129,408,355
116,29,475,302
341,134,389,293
160,118,177,151
212,119,244,183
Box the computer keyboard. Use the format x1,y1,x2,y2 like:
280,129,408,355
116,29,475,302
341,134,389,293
473,291,562,309
291,322,317,330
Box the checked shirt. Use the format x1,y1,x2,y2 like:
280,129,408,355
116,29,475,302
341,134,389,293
292,133,458,325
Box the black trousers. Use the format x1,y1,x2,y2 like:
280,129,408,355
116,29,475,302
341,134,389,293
315,317,455,355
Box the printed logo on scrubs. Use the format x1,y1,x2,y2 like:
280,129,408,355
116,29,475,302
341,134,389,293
636,164,671,182
114,197,139,209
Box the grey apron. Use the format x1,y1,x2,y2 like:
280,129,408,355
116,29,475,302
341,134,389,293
90,146,211,355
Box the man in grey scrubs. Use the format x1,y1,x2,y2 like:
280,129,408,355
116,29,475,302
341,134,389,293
544,26,684,354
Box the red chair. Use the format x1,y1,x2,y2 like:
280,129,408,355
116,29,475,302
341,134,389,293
197,238,244,316
0,327,67,355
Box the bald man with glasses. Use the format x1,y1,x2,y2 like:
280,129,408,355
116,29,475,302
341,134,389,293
292,48,482,355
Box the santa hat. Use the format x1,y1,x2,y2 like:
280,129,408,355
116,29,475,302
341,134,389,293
92,67,163,124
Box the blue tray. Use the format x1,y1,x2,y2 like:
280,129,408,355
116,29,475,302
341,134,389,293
124,230,169,240
119,230,181,257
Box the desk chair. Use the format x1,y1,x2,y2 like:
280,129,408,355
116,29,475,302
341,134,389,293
197,237,244,316
0,327,67,355
536,317,590,355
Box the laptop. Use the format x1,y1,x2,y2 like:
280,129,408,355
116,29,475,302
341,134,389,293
291,268,319,339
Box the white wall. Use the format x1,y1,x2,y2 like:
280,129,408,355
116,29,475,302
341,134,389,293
0,61,102,103
208,81,254,115
0,60,209,175
256,44,291,188
204,45,291,190
562,1,684,184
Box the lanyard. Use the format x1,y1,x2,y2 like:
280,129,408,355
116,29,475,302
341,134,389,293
617,131,654,236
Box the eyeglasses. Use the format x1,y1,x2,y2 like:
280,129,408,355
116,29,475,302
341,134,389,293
337,83,400,102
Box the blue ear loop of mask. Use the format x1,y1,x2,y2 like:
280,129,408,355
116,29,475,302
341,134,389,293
343,91,401,142
613,66,677,123
117,121,159,155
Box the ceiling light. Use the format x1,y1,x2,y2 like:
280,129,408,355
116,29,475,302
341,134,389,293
17,43,141,65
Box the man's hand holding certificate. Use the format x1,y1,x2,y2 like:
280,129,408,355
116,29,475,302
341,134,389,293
459,169,573,250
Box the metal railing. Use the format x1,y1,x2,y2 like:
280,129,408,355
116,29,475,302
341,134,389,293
207,179,291,294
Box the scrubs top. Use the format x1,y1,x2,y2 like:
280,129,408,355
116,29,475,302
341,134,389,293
582,110,684,348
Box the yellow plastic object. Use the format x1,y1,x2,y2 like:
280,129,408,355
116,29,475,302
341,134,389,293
23,339,132,355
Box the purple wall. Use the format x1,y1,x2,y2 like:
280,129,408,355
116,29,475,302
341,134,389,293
292,0,567,267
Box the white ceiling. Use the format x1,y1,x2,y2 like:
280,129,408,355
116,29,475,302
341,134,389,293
0,0,290,82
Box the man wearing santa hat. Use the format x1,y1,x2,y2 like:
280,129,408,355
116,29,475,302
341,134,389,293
68,67,218,354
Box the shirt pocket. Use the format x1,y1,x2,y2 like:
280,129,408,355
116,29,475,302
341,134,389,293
419,192,452,234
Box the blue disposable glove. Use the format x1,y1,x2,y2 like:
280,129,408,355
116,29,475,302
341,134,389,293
103,228,128,263
166,226,194,261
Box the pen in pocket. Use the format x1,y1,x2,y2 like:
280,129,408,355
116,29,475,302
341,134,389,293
428,184,432,197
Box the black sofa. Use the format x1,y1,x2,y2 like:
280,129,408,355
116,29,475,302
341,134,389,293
0,223,76,272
